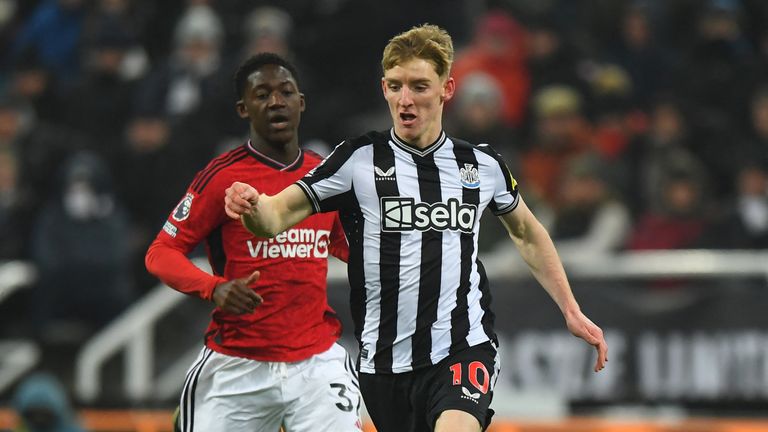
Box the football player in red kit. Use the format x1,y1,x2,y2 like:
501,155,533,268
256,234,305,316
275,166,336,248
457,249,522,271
145,53,361,432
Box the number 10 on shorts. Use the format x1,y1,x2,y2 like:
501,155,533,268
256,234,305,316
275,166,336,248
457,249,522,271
449,361,490,394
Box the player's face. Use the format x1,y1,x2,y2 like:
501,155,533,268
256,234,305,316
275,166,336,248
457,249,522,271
382,58,454,148
237,65,305,145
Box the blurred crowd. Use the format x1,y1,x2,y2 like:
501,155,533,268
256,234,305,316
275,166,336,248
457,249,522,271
1,0,768,335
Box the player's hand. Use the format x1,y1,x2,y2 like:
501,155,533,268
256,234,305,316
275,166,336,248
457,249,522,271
565,308,608,372
224,181,260,220
212,270,263,315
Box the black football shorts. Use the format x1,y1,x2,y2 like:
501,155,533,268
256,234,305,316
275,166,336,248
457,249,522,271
359,341,499,432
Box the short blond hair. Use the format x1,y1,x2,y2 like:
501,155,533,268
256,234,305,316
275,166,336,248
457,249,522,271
381,24,454,80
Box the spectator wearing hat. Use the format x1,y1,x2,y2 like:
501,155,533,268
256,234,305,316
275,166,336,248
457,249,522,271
589,63,649,166
522,85,593,206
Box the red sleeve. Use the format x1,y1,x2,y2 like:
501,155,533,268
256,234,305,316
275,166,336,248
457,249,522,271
329,212,349,263
145,240,227,301
144,172,230,300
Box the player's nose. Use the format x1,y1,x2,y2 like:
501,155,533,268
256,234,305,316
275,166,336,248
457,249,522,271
268,91,286,107
399,87,414,107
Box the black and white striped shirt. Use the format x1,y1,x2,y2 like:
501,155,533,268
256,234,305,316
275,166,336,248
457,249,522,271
296,129,519,374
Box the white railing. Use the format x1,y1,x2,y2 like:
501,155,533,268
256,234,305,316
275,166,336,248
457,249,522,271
0,260,36,304
70,250,768,402
485,248,768,280
73,258,210,403
0,260,39,396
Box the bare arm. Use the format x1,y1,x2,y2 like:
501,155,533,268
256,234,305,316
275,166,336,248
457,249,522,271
224,182,313,237
499,198,608,372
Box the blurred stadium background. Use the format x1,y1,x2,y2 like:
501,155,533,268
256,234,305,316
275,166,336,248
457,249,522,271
2,0,768,430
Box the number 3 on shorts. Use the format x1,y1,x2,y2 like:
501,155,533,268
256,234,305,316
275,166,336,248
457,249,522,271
330,383,354,412
449,361,490,394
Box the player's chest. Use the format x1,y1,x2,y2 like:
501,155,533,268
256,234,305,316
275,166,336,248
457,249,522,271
352,153,491,203
230,165,309,196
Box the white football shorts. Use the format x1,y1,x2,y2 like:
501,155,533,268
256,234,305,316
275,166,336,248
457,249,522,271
177,343,362,431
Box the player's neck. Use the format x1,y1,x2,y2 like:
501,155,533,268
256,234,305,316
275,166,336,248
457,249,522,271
392,126,445,150
249,137,301,166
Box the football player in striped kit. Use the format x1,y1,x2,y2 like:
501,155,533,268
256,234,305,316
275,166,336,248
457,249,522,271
225,26,607,432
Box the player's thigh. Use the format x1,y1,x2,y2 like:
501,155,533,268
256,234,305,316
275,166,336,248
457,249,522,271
358,370,415,432
427,342,500,431
283,343,362,432
434,409,482,432
178,347,284,432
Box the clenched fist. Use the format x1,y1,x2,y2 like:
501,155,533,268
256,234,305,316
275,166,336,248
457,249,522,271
224,181,260,220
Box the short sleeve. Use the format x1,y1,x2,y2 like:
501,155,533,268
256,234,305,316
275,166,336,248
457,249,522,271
295,140,357,213
480,144,520,215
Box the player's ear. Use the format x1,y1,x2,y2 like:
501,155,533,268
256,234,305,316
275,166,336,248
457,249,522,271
236,100,249,119
299,92,306,113
381,77,387,96
440,77,455,104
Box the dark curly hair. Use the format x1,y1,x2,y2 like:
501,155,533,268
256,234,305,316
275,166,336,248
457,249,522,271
234,52,300,98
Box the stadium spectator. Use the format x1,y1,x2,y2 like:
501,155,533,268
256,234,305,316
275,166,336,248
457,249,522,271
135,4,224,120
588,63,648,161
0,150,26,259
608,1,672,109
549,153,631,258
739,86,768,169
113,109,199,292
451,10,530,127
526,16,589,103
522,84,592,205
0,95,82,256
30,151,134,339
705,163,768,249
673,0,753,168
11,0,86,85
626,160,711,250
0,0,20,71
12,372,86,432
63,25,140,153
622,96,700,215
5,50,63,124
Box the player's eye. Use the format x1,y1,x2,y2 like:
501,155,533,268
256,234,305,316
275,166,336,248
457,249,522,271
255,92,268,100
388,84,401,91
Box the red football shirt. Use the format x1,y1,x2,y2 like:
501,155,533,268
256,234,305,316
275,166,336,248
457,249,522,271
145,142,348,362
